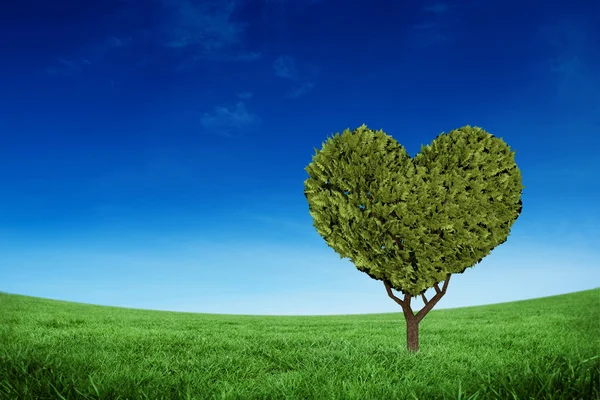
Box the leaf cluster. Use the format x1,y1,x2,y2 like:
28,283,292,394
304,124,524,296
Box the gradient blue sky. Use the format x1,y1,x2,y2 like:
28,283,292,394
1,0,598,316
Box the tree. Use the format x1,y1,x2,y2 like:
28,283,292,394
303,124,524,352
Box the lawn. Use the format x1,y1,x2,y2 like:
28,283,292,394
0,288,598,399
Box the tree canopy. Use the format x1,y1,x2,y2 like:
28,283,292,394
304,124,524,297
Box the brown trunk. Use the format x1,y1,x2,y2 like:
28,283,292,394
384,275,451,353
405,317,419,352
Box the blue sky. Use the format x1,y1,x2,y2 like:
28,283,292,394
1,0,598,316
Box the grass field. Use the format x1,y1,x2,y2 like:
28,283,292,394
0,288,598,399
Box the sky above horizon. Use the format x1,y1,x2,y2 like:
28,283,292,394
1,0,599,316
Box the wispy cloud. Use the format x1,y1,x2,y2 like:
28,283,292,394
161,0,243,50
159,0,261,66
45,35,133,76
537,17,600,115
46,0,261,76
237,91,252,99
410,2,455,47
274,55,299,79
288,82,315,98
273,55,319,98
200,101,261,137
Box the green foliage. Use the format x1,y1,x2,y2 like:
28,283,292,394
304,124,524,296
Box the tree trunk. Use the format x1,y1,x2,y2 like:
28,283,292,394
405,317,419,352
383,275,451,353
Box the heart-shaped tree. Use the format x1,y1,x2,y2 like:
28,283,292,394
304,124,524,352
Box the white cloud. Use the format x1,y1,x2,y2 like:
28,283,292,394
200,101,261,137
162,0,243,50
45,0,260,76
159,0,260,66
273,55,319,98
273,55,299,79
288,82,315,99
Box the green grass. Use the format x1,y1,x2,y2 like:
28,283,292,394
0,288,598,400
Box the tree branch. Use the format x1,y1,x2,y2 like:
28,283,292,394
384,280,406,307
384,280,414,317
358,187,453,326
414,274,451,323
442,274,451,292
